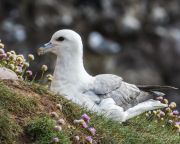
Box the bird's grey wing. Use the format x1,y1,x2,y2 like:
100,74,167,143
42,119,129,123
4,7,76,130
88,74,152,110
88,74,138,108
106,81,143,110
108,83,176,110
89,74,123,95
88,74,169,110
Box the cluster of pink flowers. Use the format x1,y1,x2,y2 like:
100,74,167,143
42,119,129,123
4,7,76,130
74,113,96,143
50,108,97,143
146,96,180,134
0,41,35,80
50,110,66,143
0,41,54,84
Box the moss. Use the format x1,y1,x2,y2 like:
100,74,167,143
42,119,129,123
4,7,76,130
26,116,71,144
0,109,22,144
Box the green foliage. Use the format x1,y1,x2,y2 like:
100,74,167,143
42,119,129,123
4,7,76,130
87,113,180,144
31,82,51,95
0,109,22,144
26,116,71,144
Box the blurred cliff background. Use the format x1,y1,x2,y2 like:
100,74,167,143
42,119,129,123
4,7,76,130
0,0,179,109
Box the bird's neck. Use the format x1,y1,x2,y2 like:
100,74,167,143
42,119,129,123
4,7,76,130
51,52,93,93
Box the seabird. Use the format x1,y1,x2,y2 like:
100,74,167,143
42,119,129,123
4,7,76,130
38,29,176,122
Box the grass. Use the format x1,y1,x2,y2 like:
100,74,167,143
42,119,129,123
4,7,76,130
26,115,71,144
0,80,179,144
0,109,22,144
0,81,38,115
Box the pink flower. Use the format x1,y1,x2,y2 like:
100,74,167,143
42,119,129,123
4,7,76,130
159,111,165,117
88,127,96,135
26,70,33,76
86,136,93,144
175,122,180,125
57,118,65,125
82,121,88,128
0,53,7,60
173,110,179,115
52,137,60,143
50,112,59,119
81,113,90,123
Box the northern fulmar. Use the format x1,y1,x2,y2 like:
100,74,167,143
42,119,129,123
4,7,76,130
38,29,176,122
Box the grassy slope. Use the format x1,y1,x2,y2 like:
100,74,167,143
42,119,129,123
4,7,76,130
0,80,179,144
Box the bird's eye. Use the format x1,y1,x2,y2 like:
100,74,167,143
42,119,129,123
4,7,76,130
57,37,65,41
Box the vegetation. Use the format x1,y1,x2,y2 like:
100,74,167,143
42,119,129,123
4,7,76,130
27,116,71,144
0,80,179,144
0,41,179,144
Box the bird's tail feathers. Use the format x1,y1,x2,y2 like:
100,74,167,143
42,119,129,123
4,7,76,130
150,91,165,97
137,85,178,92
136,90,166,104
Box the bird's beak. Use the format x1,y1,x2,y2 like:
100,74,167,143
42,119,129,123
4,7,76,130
37,42,54,55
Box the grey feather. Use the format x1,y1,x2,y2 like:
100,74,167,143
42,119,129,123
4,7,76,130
89,74,174,110
105,82,142,110
89,74,123,94
137,85,178,91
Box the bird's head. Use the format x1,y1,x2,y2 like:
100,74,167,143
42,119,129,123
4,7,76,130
38,29,83,56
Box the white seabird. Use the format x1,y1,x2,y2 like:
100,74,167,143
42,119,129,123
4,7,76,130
38,29,176,122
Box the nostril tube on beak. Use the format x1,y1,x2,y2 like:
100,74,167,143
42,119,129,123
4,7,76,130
37,42,54,55
44,42,52,48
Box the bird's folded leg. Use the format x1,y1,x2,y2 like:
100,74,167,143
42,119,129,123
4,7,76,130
99,98,167,122
124,99,167,121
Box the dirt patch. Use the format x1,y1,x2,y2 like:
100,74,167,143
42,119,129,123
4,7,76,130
2,80,40,98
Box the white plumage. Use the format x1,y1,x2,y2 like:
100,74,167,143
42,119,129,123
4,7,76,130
38,29,168,122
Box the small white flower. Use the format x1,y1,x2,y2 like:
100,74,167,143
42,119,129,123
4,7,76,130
74,135,80,141
73,119,84,124
52,137,60,143
54,125,62,131
56,104,62,111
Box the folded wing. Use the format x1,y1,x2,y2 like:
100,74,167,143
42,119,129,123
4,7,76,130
90,74,170,110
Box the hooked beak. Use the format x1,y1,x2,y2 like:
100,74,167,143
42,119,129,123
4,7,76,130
37,42,54,55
